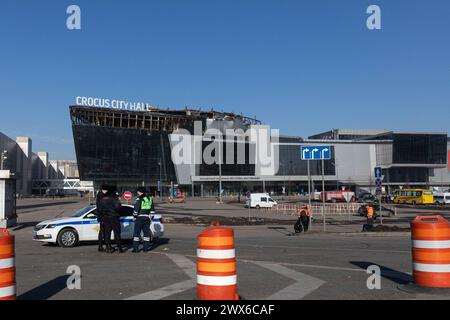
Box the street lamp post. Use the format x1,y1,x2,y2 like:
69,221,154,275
0,150,7,170
158,158,162,198
218,138,222,203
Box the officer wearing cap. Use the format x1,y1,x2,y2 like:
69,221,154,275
95,184,108,252
96,184,123,253
132,187,154,253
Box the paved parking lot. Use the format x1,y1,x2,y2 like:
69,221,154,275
10,198,450,300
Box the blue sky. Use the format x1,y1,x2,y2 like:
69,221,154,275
0,0,449,160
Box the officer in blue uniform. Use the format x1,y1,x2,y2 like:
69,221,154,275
132,187,154,253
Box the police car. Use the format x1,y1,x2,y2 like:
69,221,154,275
32,204,164,248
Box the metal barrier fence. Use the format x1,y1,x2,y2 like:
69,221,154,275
267,203,363,216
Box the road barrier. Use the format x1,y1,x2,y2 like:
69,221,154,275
411,215,450,288
269,203,362,216
197,222,239,300
0,229,15,300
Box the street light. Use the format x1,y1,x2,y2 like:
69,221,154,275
218,137,223,203
158,158,162,198
279,163,286,196
0,150,7,170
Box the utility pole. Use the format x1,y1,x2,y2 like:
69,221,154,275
218,138,222,203
322,157,326,232
159,158,162,198
307,159,311,208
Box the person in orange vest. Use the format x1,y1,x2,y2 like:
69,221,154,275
362,205,374,232
294,206,311,233
301,206,311,232
294,207,304,233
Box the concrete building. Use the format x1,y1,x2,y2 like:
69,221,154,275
0,131,86,196
32,151,49,180
16,137,32,195
0,133,34,196
70,105,450,196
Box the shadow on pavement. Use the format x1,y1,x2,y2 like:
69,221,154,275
18,275,70,300
151,237,170,250
267,226,293,236
17,201,79,210
350,261,412,284
12,221,40,231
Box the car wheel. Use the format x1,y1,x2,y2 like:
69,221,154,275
412,201,416,206
256,205,260,209
57,228,79,248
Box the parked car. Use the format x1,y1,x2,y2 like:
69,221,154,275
357,192,376,203
358,204,395,217
33,204,164,248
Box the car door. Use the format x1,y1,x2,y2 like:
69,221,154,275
81,210,101,241
268,197,276,207
118,205,135,240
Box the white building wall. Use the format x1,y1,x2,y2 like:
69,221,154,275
334,144,375,185
16,137,32,195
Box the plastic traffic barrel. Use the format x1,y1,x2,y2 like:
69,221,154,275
411,215,450,288
0,229,15,300
197,223,239,300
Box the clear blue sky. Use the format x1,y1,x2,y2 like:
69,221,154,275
0,0,449,160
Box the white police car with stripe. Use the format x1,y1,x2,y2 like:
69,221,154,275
32,204,164,248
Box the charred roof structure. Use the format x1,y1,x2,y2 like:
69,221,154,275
70,105,261,187
70,106,260,134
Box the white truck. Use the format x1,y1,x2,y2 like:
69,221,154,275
245,193,277,209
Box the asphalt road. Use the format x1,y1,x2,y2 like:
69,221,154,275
10,198,450,300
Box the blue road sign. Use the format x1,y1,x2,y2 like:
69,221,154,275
157,180,161,192
374,166,382,179
301,146,331,160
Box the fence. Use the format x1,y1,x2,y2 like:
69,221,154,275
267,203,363,216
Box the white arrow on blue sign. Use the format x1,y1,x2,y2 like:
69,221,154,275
374,167,382,179
301,146,331,160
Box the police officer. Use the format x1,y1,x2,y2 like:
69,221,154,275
97,185,123,253
95,184,108,252
132,187,154,253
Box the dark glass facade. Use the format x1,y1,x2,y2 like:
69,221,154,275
199,140,256,176
392,134,447,164
72,126,176,184
386,167,429,183
276,145,336,176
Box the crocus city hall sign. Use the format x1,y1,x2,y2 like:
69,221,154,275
75,96,155,112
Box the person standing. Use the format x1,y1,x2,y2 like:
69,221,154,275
300,205,311,232
95,185,108,252
132,187,154,253
363,205,374,232
97,184,123,253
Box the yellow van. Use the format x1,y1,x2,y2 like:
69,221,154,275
393,189,434,205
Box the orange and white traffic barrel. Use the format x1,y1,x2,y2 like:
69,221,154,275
197,223,239,300
411,215,450,288
0,229,15,300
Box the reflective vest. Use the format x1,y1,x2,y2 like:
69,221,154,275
367,207,374,218
141,196,153,210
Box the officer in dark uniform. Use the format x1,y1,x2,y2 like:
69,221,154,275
95,184,109,252
97,185,123,253
132,187,154,253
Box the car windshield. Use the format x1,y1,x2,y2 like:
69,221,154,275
70,206,95,217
